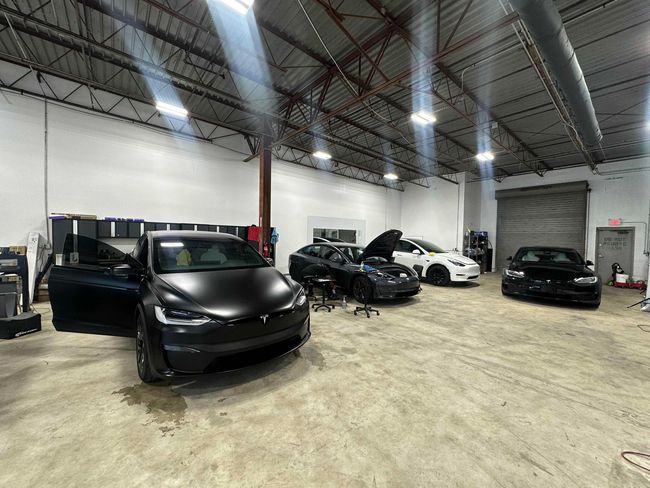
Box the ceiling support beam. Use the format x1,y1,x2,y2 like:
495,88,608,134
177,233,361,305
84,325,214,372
76,0,448,180
269,12,520,151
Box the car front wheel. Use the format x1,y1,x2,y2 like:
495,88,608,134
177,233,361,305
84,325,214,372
136,312,157,384
427,265,451,286
352,276,373,303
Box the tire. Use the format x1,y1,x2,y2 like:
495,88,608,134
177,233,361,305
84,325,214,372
136,311,157,384
289,263,300,281
352,276,373,303
427,265,451,286
586,299,601,309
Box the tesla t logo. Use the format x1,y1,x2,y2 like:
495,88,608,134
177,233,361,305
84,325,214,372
260,314,269,325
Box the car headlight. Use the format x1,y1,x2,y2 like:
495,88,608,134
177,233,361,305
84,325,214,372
154,306,211,325
294,289,307,308
505,269,525,278
573,276,599,284
447,259,466,267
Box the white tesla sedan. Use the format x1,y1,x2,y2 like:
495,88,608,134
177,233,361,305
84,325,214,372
393,238,481,286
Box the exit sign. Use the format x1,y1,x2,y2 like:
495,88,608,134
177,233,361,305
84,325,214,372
608,218,623,226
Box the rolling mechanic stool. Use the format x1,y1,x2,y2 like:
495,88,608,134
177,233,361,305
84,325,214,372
354,285,379,318
311,277,336,312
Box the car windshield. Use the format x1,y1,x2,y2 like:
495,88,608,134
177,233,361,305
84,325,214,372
410,239,445,253
154,238,268,273
515,248,583,264
334,245,388,264
335,245,364,262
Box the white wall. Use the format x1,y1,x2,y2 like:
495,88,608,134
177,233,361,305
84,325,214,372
4,90,648,279
0,92,400,273
472,160,650,279
400,173,465,252
0,95,46,243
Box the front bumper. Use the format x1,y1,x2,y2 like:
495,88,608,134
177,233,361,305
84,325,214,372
148,311,311,377
374,276,420,299
450,264,481,282
502,277,601,304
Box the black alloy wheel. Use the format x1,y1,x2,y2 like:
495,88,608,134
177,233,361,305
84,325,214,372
352,277,373,303
136,312,156,384
427,265,451,286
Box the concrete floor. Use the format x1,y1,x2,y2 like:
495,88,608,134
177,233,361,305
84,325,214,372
1,273,650,487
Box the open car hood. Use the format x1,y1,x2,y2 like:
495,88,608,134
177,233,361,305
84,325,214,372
359,229,403,263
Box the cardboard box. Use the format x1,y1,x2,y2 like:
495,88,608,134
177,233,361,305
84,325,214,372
9,246,27,255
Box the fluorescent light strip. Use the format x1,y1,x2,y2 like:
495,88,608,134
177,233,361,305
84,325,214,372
313,150,332,160
410,110,436,125
217,0,254,14
160,242,184,248
384,173,399,180
155,101,188,118
476,151,495,162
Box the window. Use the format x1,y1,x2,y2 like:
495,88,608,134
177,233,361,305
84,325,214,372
516,248,583,264
63,234,125,266
313,228,357,243
337,246,364,263
396,240,417,253
154,238,267,273
409,239,445,254
301,245,321,257
322,247,344,263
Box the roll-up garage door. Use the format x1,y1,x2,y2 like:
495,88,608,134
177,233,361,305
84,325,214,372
495,181,588,270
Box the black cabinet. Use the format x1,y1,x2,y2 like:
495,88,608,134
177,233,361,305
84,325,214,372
97,221,112,238
115,221,128,237
197,224,217,232
51,220,73,254
128,222,142,238
76,220,97,239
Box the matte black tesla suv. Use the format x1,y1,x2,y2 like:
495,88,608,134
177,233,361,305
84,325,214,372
49,231,310,382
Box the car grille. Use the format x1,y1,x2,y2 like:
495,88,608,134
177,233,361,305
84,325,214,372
524,267,578,282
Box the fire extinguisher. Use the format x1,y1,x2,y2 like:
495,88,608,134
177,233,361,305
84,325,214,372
263,242,270,257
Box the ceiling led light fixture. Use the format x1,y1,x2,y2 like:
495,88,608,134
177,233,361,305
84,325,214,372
160,242,184,248
155,101,188,119
384,173,399,180
410,110,436,125
313,151,332,160
217,0,254,15
476,151,495,162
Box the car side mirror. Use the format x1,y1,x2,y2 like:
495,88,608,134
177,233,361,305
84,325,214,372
507,256,513,261
111,263,136,277
412,249,422,255
586,260,594,266
126,254,144,271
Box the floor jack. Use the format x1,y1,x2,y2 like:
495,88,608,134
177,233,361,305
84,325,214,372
0,254,41,339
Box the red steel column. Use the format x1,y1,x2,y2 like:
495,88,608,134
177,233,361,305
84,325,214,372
258,124,272,256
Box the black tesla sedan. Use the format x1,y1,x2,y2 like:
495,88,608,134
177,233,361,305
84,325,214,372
289,229,420,302
502,246,601,307
49,231,310,383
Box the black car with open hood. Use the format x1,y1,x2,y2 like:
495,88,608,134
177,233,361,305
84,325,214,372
48,231,310,383
502,246,601,307
289,229,420,302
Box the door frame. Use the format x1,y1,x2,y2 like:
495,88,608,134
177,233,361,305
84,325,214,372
595,226,635,276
